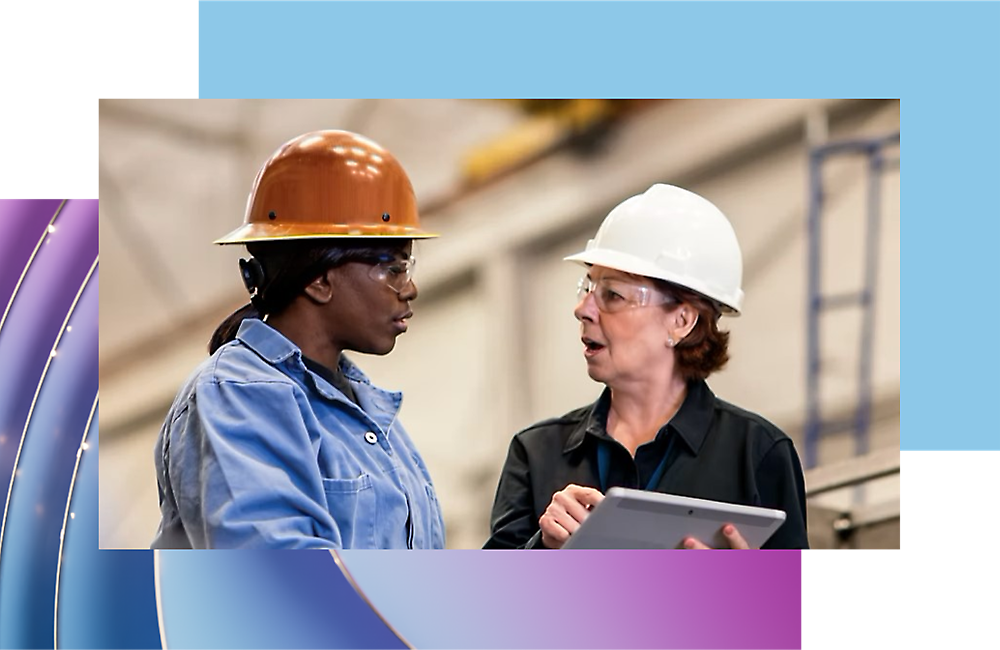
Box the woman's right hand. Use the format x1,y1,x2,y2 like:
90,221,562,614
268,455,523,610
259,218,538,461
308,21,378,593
539,484,605,549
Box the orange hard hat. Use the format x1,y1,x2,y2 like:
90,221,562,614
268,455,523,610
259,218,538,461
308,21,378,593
215,130,437,244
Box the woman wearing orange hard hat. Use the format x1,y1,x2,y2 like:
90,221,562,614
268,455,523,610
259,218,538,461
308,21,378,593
486,184,808,550
152,130,445,549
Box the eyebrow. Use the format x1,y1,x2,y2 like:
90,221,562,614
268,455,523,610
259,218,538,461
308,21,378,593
376,252,412,262
593,273,642,284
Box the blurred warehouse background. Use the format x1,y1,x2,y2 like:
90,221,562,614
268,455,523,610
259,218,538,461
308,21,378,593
98,99,899,550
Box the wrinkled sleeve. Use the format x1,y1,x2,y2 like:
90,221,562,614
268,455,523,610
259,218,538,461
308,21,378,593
484,435,545,549
756,439,810,549
168,378,340,549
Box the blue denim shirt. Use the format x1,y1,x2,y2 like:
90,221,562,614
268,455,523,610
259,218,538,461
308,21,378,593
151,319,445,549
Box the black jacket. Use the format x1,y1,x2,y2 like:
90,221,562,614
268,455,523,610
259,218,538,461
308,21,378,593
485,380,809,549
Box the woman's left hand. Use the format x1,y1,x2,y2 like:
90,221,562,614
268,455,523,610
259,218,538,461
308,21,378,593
682,524,753,550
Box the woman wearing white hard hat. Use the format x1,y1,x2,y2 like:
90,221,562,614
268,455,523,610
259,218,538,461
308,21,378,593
485,184,808,549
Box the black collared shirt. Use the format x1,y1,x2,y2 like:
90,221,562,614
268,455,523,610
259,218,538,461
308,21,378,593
484,380,809,549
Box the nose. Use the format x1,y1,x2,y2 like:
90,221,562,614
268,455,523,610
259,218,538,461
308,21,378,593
398,278,418,301
574,291,598,323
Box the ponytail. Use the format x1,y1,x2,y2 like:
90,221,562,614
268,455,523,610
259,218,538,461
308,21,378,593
208,303,261,354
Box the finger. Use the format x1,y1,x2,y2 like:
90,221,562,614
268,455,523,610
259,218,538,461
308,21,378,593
722,524,751,550
543,500,579,534
550,504,584,534
540,513,568,537
682,537,710,550
580,489,606,509
562,485,606,512
553,491,593,524
539,514,570,547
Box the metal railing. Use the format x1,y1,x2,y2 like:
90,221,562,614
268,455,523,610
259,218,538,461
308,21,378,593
805,447,900,546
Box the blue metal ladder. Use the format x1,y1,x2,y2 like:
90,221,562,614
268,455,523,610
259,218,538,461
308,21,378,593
804,131,899,469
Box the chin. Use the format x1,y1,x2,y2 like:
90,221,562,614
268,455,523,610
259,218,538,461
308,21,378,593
372,338,398,356
351,338,397,357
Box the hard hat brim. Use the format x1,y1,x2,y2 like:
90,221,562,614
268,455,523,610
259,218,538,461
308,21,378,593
214,222,439,245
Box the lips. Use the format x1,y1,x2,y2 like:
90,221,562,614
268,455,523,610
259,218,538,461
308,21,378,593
582,335,606,358
393,311,413,333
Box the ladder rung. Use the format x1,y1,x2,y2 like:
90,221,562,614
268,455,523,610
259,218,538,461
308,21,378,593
805,449,899,497
815,418,857,435
816,291,868,310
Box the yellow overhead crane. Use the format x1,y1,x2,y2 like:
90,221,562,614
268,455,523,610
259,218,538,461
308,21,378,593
460,99,653,185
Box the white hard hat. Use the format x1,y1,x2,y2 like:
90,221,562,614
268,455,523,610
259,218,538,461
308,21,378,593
565,183,744,315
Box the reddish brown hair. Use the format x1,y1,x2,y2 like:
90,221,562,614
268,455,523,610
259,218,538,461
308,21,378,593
653,280,730,381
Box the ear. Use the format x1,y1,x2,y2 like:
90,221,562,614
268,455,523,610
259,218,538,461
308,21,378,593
302,268,336,305
666,303,699,347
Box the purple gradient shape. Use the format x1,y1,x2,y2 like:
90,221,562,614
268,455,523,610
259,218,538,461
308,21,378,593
339,550,801,649
0,199,98,534
0,199,63,315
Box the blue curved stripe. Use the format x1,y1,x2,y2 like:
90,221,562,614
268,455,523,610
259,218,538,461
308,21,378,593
0,268,97,647
56,409,162,649
156,551,406,649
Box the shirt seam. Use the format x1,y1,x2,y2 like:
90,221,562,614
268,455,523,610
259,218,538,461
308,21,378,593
753,438,788,474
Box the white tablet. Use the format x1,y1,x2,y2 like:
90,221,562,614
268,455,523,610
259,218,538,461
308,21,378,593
561,487,787,550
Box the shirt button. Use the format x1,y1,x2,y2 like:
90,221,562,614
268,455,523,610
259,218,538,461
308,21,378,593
364,431,378,445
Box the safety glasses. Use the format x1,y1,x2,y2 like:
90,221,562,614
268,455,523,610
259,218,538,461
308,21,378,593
577,275,675,313
368,254,416,294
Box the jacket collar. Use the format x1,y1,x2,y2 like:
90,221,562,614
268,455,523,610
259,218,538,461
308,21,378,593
563,380,717,456
235,318,401,432
235,318,375,400
236,318,299,364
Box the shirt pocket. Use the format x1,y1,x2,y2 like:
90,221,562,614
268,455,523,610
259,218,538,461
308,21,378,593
322,474,376,549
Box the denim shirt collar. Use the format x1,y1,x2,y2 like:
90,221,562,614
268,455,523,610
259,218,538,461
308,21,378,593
236,319,403,435
237,318,300,364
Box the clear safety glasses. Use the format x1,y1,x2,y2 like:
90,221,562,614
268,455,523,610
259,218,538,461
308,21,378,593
368,254,416,294
576,276,675,313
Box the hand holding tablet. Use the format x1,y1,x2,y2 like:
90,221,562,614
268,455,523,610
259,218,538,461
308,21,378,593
538,484,605,549
561,486,786,550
